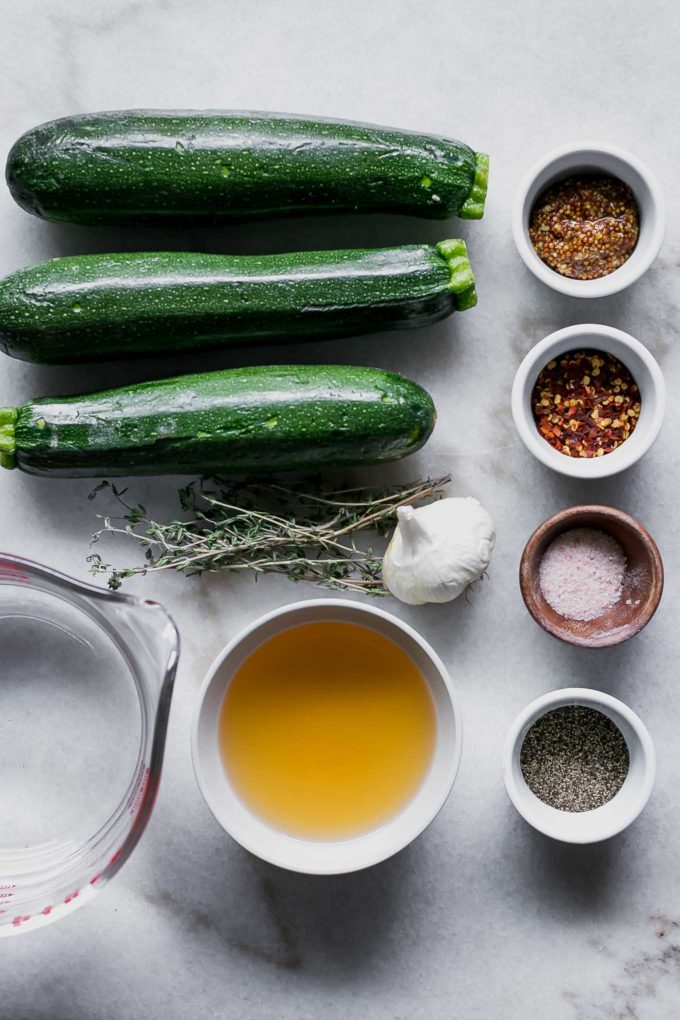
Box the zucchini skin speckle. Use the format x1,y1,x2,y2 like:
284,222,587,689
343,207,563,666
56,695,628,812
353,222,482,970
0,241,476,364
5,365,436,478
6,110,488,224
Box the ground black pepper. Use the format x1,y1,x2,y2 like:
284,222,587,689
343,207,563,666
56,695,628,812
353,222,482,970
520,705,629,812
529,175,639,280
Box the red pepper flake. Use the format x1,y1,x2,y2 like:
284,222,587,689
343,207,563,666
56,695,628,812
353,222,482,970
531,349,640,458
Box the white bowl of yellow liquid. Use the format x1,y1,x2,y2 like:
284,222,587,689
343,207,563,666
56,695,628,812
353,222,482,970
192,599,462,874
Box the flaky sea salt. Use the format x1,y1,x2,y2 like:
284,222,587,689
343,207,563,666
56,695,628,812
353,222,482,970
539,528,627,622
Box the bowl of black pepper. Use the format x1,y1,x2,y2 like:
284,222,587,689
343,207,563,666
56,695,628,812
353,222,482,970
512,323,665,478
513,142,665,297
503,687,655,843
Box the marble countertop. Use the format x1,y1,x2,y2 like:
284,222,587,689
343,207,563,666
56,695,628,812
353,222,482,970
1,1,680,1017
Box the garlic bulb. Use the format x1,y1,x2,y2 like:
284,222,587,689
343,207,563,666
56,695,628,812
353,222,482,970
382,497,495,605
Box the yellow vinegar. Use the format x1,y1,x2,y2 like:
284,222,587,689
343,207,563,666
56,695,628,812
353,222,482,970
219,621,437,840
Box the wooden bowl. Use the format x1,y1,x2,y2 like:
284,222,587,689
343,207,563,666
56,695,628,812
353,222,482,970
519,505,663,648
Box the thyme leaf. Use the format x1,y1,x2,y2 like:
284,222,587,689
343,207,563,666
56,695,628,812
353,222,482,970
88,474,450,595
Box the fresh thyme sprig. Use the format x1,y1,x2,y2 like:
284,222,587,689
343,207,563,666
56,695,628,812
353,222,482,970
87,474,451,594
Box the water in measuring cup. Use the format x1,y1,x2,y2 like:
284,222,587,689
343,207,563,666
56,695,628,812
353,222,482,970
0,586,142,851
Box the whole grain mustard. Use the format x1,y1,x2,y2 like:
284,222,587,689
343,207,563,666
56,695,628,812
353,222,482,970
529,175,639,280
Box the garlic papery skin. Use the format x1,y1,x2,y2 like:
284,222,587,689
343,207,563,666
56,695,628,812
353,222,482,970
382,497,495,605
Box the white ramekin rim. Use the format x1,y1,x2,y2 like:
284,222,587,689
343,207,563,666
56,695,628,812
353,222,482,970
502,687,656,844
511,323,666,479
191,598,463,874
512,141,666,298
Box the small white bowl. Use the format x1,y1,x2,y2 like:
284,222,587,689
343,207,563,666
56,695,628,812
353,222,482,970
192,599,462,875
512,141,665,297
503,687,655,844
511,323,665,479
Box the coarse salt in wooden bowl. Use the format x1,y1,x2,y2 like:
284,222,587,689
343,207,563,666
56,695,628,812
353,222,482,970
519,505,663,648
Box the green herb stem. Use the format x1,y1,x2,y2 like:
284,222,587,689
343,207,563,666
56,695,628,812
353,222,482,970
88,475,451,594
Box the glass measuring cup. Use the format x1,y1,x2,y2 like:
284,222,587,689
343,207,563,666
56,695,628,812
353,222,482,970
0,554,179,936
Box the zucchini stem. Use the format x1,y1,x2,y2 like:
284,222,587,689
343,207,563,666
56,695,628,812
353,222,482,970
437,239,477,310
460,152,489,220
0,408,17,469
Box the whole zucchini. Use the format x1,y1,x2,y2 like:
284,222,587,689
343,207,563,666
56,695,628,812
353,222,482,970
0,365,435,477
6,111,489,224
0,240,476,364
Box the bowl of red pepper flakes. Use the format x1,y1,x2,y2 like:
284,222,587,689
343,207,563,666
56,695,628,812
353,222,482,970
532,349,640,459
513,142,665,298
512,325,665,479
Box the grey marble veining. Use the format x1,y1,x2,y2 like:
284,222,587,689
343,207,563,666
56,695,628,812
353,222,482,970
1,1,680,1017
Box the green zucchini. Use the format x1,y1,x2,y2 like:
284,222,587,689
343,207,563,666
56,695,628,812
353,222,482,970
0,365,435,477
0,240,476,365
6,111,489,224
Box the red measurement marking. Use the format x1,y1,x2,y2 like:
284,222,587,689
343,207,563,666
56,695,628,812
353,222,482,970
90,872,103,885
41,906,52,916
109,848,123,866
0,560,29,583
64,890,79,905
12,915,30,927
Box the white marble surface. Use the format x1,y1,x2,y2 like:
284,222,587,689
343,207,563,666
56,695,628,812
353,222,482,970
1,1,680,1017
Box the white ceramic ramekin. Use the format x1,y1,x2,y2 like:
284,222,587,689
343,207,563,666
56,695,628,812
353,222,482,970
503,688,655,844
192,599,462,875
511,323,665,479
512,142,665,297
